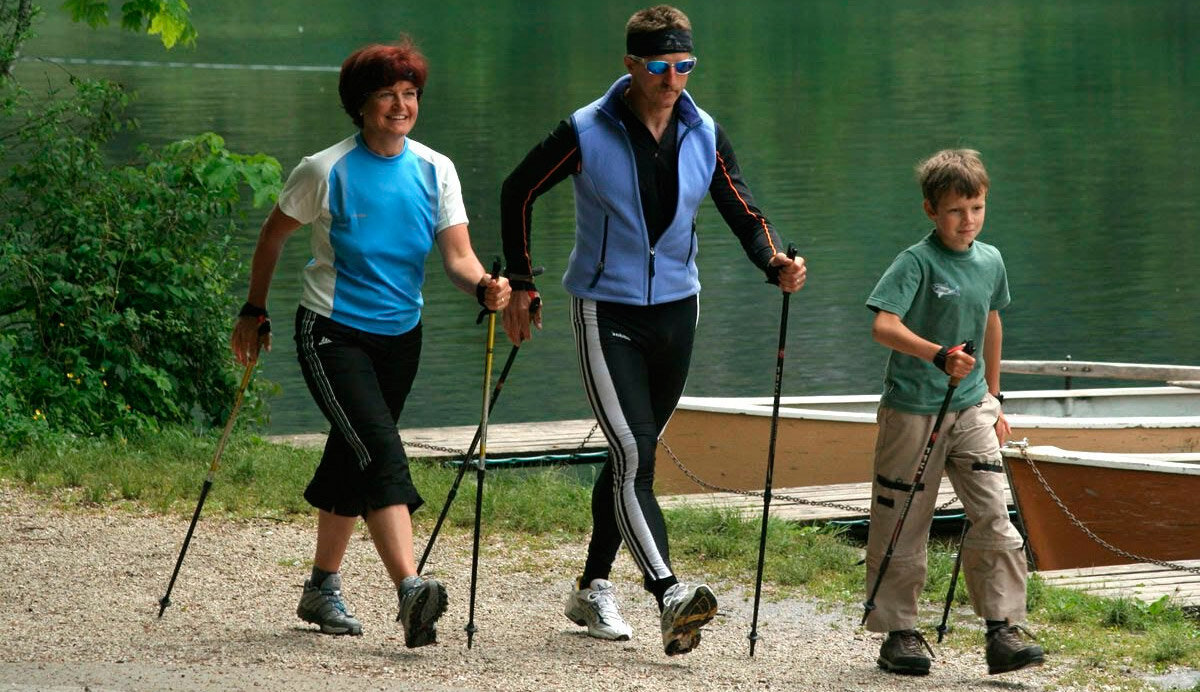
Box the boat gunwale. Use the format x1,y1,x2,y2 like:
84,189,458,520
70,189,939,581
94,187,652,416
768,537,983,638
1000,445,1200,476
677,386,1200,429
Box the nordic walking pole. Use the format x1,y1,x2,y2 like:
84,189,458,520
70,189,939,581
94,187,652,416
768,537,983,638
418,342,520,574
862,340,975,626
158,359,256,617
748,244,797,657
465,258,501,649
936,519,969,642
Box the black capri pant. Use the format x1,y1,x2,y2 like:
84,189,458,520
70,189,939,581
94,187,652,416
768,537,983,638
294,306,424,517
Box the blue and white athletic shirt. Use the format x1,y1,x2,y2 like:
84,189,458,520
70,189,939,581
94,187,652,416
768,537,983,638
278,133,469,336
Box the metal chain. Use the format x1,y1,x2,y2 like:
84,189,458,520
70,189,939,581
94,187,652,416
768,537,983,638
658,437,869,515
1018,447,1200,576
408,422,604,463
410,424,961,519
406,440,468,457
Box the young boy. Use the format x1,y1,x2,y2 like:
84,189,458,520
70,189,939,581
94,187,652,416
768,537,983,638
862,149,1044,676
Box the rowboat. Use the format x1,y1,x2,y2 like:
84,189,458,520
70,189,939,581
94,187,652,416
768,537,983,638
999,444,1200,571
657,360,1200,495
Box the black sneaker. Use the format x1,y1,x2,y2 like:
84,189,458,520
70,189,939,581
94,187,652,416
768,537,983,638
877,629,933,676
986,622,1045,674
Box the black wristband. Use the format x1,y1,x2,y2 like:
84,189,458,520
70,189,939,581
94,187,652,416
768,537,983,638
509,279,537,292
932,345,951,374
239,301,268,319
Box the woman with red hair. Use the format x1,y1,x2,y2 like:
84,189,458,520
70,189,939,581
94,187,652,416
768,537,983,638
231,38,509,648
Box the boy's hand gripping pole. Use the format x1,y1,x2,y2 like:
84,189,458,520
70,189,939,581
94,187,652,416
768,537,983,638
861,340,975,627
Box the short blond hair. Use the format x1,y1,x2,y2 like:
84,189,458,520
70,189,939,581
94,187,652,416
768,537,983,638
917,149,990,211
626,5,691,34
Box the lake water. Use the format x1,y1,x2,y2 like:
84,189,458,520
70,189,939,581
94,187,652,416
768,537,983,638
19,1,1199,434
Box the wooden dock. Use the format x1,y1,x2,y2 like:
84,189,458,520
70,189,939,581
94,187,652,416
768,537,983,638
1037,560,1200,609
270,418,606,462
658,476,1010,523
269,419,1200,609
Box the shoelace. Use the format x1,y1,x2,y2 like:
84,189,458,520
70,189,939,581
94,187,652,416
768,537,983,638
588,589,623,623
897,629,936,659
320,587,349,615
991,623,1038,645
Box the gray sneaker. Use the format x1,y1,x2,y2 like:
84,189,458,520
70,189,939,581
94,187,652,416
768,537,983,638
296,573,362,636
660,582,718,656
397,576,448,649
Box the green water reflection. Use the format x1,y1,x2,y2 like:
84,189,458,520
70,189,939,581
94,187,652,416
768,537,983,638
18,0,1199,433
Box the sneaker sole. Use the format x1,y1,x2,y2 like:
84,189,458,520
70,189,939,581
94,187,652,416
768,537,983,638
296,609,363,636
564,605,632,641
988,653,1045,675
663,586,718,656
399,581,449,649
877,657,930,676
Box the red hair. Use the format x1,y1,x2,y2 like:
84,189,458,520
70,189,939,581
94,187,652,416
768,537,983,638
338,38,429,129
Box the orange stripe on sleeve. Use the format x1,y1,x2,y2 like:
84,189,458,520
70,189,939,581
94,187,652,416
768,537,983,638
519,147,580,272
715,150,778,257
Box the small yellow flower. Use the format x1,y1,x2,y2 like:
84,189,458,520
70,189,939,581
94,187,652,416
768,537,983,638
102,380,108,387
67,372,74,379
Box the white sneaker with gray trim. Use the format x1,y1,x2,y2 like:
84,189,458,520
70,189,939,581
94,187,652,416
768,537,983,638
564,578,633,641
660,582,717,655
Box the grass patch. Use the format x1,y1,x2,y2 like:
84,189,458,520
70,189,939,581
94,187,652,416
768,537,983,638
3,429,1198,679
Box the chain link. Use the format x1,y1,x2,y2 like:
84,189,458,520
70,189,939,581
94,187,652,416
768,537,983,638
411,424,962,520
1017,447,1200,576
406,440,468,457
406,422,604,464
660,436,900,516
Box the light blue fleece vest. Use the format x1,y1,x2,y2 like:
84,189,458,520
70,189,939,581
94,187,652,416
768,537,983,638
562,75,717,305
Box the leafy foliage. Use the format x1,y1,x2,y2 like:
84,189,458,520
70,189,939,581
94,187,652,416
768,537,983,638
59,0,197,48
0,76,280,448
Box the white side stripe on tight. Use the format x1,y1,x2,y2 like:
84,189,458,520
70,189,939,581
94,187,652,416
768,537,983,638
572,297,672,581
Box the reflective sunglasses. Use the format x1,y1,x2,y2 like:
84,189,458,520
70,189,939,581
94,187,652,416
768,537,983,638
629,55,698,75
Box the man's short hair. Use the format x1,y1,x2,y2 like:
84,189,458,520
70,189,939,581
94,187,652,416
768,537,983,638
626,5,691,35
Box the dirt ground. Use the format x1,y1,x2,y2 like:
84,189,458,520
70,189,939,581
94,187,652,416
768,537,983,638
0,482,1176,692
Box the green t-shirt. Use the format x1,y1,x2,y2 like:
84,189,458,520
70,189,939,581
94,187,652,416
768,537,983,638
866,231,1010,414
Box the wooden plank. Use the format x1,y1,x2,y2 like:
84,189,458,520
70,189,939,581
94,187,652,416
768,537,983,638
658,477,1010,523
1036,560,1200,607
269,419,604,460
1002,360,1200,382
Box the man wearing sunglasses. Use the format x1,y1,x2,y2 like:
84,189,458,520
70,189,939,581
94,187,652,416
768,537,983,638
499,5,807,657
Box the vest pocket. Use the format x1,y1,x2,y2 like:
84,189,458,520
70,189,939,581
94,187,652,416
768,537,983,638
588,215,610,289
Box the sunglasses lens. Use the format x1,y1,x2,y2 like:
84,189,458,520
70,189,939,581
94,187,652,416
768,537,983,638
645,60,669,75
675,59,697,74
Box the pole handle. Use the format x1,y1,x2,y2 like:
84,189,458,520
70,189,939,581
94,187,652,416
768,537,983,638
945,339,976,387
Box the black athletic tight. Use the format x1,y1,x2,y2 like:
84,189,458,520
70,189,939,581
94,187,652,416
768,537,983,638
571,295,698,595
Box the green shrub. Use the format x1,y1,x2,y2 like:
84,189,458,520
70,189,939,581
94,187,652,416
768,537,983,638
0,76,280,448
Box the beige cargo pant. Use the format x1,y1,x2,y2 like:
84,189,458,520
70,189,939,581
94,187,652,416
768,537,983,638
863,394,1027,633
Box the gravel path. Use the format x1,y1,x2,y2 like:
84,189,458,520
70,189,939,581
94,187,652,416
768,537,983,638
0,483,1124,691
